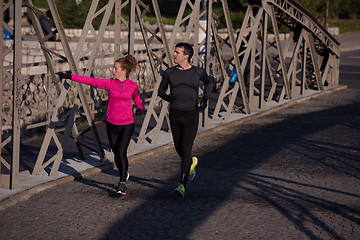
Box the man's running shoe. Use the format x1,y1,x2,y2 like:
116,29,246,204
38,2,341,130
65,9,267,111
117,182,127,195
174,183,185,197
189,156,198,181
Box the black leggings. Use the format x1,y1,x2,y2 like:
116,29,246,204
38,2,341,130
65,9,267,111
106,121,134,182
169,109,199,186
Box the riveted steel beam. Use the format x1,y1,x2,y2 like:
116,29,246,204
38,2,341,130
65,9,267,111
0,0,21,189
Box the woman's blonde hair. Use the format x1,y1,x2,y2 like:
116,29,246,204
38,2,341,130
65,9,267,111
115,55,138,78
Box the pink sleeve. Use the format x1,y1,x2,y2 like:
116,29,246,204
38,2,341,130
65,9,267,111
71,74,111,90
132,84,143,110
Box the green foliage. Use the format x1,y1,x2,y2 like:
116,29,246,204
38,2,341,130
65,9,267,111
211,1,248,29
300,0,327,18
157,0,182,20
296,0,360,19
329,19,360,33
31,0,49,10
31,0,80,28
338,0,360,18
230,10,246,29
27,0,359,33
131,0,245,28
74,0,92,28
132,0,182,25
57,0,82,29
31,0,111,29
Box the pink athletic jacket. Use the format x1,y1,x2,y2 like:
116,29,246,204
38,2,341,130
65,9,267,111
71,74,143,125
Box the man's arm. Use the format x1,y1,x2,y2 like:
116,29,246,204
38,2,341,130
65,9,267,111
158,70,171,101
197,68,214,110
202,71,214,98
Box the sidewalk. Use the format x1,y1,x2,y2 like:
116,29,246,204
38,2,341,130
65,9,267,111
0,31,358,211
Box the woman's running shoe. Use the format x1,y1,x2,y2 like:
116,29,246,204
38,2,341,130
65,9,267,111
117,182,127,195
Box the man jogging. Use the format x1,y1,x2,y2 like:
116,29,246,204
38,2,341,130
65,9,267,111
158,42,213,197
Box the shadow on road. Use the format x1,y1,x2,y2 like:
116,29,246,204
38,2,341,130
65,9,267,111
75,100,360,239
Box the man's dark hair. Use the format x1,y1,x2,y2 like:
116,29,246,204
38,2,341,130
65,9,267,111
175,42,194,62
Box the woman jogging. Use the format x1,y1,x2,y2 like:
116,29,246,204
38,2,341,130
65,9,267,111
158,42,213,197
57,55,143,195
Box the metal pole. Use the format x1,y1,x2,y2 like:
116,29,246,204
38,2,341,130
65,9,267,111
114,0,123,60
325,0,329,29
259,12,267,109
205,0,212,73
11,0,22,189
201,0,213,128
128,0,135,55
0,0,4,174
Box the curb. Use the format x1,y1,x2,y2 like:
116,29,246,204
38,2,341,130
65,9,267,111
197,85,348,137
0,84,347,212
340,46,360,52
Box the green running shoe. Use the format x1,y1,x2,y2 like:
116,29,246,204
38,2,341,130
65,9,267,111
174,183,185,197
189,156,198,181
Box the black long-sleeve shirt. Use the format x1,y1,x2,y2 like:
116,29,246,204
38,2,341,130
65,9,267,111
158,66,213,111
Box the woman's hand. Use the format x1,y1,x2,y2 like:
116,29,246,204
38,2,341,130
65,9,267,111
56,71,72,80
135,109,143,116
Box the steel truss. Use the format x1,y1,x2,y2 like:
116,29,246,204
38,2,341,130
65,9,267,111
1,0,340,189
0,0,21,189
26,0,107,177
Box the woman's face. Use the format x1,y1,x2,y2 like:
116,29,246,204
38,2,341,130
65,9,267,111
112,62,126,80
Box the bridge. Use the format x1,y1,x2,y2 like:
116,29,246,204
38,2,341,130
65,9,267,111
1,0,340,191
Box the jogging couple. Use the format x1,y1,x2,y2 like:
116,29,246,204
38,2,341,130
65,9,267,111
58,42,213,197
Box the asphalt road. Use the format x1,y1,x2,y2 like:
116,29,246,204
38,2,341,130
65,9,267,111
339,49,360,89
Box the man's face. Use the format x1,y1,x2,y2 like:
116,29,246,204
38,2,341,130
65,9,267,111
173,47,188,65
